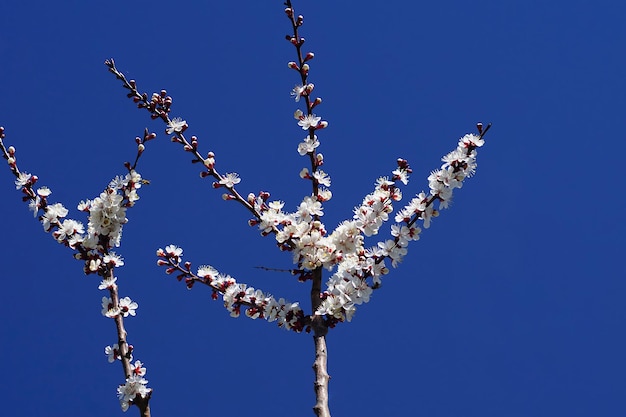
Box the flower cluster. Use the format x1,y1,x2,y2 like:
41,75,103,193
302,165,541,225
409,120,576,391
156,245,306,331
395,133,484,226
117,370,150,412
13,167,144,275
316,135,485,321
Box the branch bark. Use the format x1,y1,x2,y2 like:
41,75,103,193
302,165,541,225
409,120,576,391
312,329,330,417
311,267,331,417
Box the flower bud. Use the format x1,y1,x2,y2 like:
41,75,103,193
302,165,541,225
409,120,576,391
311,97,322,109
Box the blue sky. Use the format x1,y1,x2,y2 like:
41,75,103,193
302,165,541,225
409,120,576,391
1,1,625,416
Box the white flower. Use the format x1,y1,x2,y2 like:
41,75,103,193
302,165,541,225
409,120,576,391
297,135,319,155
297,114,321,130
313,170,331,187
219,172,241,188
291,84,306,102
98,276,118,290
119,297,138,317
117,375,150,412
101,296,119,318
130,360,146,377
197,265,219,281
14,172,31,189
28,197,41,217
166,117,186,134
392,168,410,185
36,186,51,197
268,200,285,211
41,203,69,231
105,344,120,363
77,200,91,211
318,188,332,202
296,196,323,222
460,133,484,148
103,252,124,267
421,205,437,229
53,219,84,242
109,175,126,190
164,244,183,257
390,224,421,247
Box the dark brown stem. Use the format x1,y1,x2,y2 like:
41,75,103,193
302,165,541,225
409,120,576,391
284,0,321,199
133,396,151,417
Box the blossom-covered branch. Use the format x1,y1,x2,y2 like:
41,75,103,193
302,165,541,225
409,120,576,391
104,60,292,244
317,130,489,322
0,127,153,415
157,245,307,332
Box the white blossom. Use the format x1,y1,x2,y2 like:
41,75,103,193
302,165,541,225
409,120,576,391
117,375,150,412
166,117,186,134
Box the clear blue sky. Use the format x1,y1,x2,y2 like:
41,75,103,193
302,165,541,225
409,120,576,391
1,1,624,416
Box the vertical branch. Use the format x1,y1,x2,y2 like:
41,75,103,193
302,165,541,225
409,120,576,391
109,267,132,379
133,397,151,417
108,263,152,417
311,267,331,417
312,333,330,417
